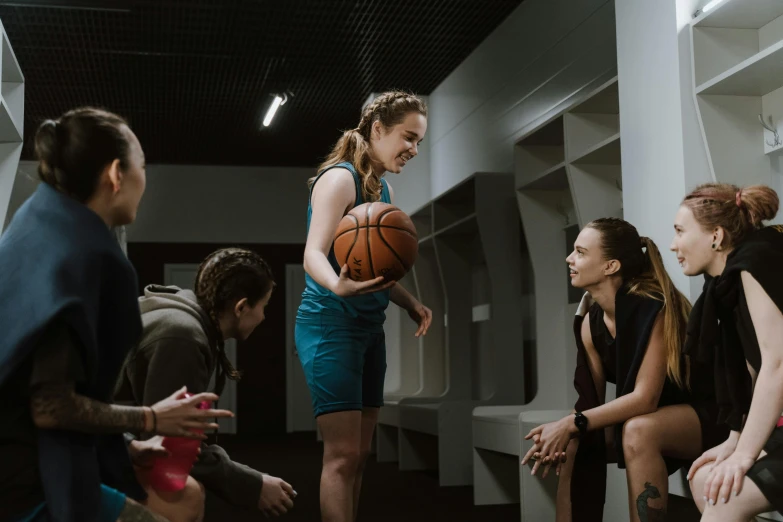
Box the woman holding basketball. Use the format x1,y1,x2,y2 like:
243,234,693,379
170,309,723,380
296,91,432,522
671,183,783,520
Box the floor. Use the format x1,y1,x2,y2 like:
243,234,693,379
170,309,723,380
203,433,703,522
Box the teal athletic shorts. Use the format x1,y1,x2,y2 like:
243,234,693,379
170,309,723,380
295,318,386,417
11,484,126,522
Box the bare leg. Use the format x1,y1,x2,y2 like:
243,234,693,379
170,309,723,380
353,408,379,521
555,438,579,522
135,469,205,522
689,454,772,522
117,497,170,522
623,405,703,522
318,410,362,522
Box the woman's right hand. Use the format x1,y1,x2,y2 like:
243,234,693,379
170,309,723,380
331,264,395,297
687,432,740,481
148,386,234,440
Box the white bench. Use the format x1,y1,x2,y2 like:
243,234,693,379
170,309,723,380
518,410,782,522
393,399,484,487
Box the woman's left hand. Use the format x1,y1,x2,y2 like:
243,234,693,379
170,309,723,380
407,302,432,337
703,452,756,506
521,417,576,477
129,436,170,468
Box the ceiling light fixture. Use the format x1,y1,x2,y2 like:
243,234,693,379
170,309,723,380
263,92,291,127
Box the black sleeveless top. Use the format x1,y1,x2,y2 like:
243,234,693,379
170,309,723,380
587,303,687,408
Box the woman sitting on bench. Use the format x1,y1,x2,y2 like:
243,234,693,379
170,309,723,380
522,217,726,522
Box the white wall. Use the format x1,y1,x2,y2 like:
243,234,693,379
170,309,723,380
425,0,617,199
129,164,313,243
617,0,687,291
615,0,713,301
4,163,315,244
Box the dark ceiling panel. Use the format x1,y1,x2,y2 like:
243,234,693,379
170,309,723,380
0,0,523,167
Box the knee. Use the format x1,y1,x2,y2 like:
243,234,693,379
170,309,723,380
622,415,657,461
324,445,362,478
356,448,372,473
181,476,206,522
689,465,709,513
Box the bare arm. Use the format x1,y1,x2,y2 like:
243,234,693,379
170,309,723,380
303,168,392,297
390,283,419,311
303,168,356,292
734,271,783,459
30,382,151,433
580,312,667,432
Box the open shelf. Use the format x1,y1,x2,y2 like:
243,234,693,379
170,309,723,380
517,164,568,191
697,38,783,96
433,176,476,232
0,99,21,143
694,0,783,29
410,203,433,239
388,272,423,397
413,240,447,397
690,1,783,177
1,27,23,142
570,133,621,165
515,116,565,188
569,78,619,114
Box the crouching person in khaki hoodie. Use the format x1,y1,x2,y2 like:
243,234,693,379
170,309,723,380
115,248,296,520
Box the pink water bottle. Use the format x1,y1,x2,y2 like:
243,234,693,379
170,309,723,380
148,393,211,492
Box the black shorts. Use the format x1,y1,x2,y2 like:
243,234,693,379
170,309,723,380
746,425,783,513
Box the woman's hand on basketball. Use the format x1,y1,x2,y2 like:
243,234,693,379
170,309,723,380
332,264,395,297
149,386,234,440
407,302,432,337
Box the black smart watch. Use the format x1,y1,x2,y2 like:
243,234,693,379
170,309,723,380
574,412,588,437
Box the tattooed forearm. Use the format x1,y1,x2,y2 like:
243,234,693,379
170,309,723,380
636,482,666,522
119,498,170,522
30,382,146,434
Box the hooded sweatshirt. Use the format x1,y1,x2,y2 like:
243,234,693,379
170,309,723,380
114,285,264,510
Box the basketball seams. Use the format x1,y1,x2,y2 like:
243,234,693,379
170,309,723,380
334,214,359,267
377,228,412,272
335,224,417,237
333,202,418,283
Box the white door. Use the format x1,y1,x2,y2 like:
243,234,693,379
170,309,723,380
164,264,238,434
286,264,316,432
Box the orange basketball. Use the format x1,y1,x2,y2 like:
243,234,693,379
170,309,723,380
333,202,418,283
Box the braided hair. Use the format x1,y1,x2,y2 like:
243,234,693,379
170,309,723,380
194,248,275,391
311,90,428,202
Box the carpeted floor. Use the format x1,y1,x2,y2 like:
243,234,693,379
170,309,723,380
203,433,702,521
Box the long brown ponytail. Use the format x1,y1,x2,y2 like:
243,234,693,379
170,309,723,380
587,218,692,389
310,91,427,202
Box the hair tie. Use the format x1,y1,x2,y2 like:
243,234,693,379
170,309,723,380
735,189,743,208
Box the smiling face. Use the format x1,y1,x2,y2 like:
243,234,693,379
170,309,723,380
370,111,427,174
670,205,721,276
565,226,618,289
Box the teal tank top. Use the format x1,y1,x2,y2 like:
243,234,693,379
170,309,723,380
297,161,392,328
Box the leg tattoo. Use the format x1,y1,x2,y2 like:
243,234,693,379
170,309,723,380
636,482,666,522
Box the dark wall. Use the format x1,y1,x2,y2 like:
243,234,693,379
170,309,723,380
127,242,305,436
